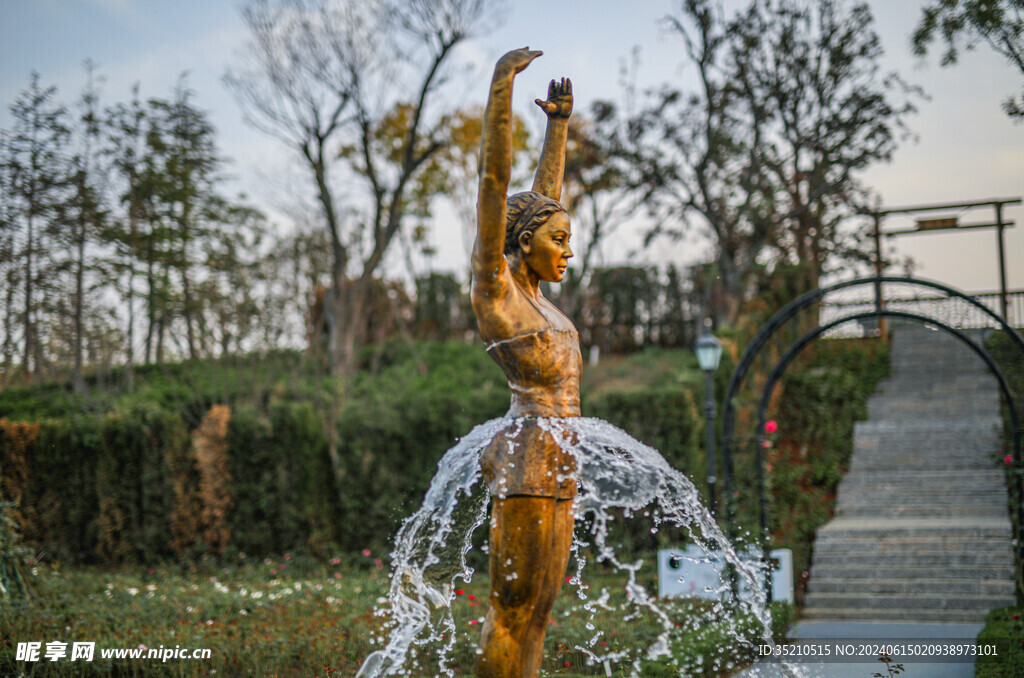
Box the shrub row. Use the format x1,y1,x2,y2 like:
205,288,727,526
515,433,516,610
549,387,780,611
1,337,884,571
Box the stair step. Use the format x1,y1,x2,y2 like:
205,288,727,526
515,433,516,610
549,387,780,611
802,592,1013,611
848,458,1000,472
854,419,1002,435
811,552,1013,568
873,394,999,405
806,578,1015,596
866,404,1001,420
835,489,1005,502
800,607,993,623
817,518,1012,538
813,535,1013,555
836,509,1009,520
839,489,1007,503
837,469,1005,483
809,565,1015,580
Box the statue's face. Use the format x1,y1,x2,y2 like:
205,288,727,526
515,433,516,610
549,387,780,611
522,211,573,283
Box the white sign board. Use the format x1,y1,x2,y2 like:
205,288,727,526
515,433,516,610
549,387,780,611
657,546,793,604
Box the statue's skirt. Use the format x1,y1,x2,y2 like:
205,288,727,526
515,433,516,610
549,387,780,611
479,417,578,500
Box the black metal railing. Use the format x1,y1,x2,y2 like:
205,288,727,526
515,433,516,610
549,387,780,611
820,289,1024,337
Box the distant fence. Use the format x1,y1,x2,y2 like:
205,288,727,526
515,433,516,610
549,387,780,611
820,288,1024,338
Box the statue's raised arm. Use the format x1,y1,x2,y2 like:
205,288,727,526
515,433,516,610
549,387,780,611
472,47,543,299
472,49,576,349
532,77,573,201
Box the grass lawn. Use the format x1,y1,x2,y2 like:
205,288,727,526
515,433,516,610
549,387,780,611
1,554,791,677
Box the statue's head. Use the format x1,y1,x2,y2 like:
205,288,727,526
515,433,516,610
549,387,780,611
505,191,573,282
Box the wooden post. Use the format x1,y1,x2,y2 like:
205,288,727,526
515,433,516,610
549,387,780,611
873,212,888,341
996,202,1009,322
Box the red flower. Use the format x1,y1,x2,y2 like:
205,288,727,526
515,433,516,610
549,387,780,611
1006,455,1014,465
455,589,465,596
361,549,372,557
765,420,778,434
467,594,476,600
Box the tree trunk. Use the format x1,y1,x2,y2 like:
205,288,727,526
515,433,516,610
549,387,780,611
182,267,197,360
145,237,155,364
327,277,367,378
180,205,197,361
2,268,14,383
23,213,34,379
125,213,137,391
156,261,169,363
156,312,165,364
72,212,87,393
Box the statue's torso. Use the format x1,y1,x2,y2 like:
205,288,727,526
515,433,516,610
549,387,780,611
479,279,581,498
486,327,581,418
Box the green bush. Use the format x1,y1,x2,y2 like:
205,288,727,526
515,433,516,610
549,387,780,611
755,337,890,605
986,330,1024,606
0,335,887,577
335,341,508,554
974,606,1024,678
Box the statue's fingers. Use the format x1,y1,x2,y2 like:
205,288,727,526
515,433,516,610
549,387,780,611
565,78,573,94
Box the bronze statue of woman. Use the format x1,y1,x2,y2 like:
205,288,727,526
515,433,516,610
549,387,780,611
358,48,779,678
471,47,579,678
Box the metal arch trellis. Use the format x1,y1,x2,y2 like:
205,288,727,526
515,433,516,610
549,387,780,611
718,276,1024,600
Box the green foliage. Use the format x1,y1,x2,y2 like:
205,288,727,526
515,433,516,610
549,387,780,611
974,606,1024,678
336,341,508,554
759,338,890,604
986,329,1024,603
0,490,33,602
912,0,1024,119
0,563,795,677
0,329,885,616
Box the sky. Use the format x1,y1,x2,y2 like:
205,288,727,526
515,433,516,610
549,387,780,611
2,0,1022,299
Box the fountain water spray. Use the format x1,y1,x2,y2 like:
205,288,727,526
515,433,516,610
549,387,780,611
357,416,803,677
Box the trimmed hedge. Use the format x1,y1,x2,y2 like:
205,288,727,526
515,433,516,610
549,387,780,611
1,338,884,572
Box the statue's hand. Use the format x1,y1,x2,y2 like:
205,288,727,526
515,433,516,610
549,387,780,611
535,78,573,119
496,47,543,77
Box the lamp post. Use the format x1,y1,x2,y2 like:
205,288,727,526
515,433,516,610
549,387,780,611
695,321,722,518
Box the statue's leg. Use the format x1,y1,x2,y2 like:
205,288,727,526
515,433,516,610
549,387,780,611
521,497,574,677
476,496,569,678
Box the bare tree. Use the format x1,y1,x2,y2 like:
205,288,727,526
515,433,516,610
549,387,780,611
627,0,775,325
225,0,503,375
734,0,920,294
626,0,918,322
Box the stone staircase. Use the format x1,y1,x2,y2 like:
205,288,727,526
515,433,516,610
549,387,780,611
802,325,1016,622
